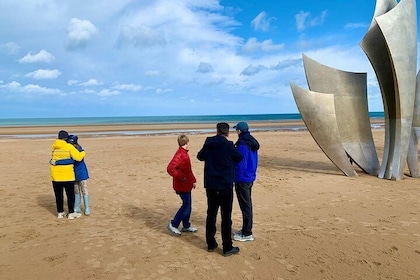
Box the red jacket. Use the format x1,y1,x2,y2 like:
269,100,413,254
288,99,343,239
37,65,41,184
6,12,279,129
167,147,197,193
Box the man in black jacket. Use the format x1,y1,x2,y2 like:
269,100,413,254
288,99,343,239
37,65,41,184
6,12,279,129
197,122,243,256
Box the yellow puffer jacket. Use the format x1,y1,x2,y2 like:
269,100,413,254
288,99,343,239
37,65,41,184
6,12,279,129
50,139,86,182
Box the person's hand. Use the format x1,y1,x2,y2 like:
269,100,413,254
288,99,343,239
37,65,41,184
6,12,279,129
192,183,196,189
49,159,56,165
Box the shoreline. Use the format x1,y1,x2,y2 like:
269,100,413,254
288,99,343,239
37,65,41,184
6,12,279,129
0,119,385,139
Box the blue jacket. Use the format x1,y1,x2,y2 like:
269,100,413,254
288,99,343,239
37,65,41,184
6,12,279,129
54,144,89,181
234,132,259,183
197,134,243,190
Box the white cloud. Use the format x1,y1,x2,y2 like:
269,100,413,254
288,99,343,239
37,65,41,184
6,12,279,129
66,18,97,50
242,37,284,53
345,22,369,29
251,11,272,32
0,42,20,55
241,64,266,76
156,88,173,94
0,81,61,94
197,62,214,73
98,89,121,96
295,10,327,32
112,83,142,91
116,25,166,48
79,79,103,86
67,80,79,86
19,50,55,63
25,69,61,79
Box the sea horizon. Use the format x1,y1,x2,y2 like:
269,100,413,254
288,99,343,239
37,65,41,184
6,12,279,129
0,112,385,127
0,112,385,139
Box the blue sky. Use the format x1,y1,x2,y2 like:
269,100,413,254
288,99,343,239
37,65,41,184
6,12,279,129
0,0,418,118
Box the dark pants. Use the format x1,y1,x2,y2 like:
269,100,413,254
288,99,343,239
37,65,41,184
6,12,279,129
52,181,75,213
235,182,254,236
205,188,233,253
171,192,192,228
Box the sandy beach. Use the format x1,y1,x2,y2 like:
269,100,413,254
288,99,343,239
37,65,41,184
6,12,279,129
0,124,419,280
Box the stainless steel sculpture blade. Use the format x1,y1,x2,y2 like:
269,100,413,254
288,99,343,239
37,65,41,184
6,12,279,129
407,71,420,177
360,0,417,180
302,54,380,175
290,83,357,177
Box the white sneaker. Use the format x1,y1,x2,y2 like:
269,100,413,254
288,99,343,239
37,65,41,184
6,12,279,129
181,226,198,233
68,212,82,220
57,212,65,219
167,222,181,235
233,230,242,236
234,234,254,242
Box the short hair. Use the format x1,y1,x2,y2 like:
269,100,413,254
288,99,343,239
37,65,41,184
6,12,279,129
217,122,230,136
178,134,189,146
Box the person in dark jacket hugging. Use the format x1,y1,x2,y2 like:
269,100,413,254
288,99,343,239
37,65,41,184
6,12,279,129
197,122,243,256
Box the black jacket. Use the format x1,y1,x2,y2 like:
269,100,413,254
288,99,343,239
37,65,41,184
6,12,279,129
197,134,243,190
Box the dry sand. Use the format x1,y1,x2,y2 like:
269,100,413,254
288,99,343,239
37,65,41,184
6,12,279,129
0,125,419,280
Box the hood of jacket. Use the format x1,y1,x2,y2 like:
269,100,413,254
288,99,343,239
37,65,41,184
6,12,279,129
236,132,260,151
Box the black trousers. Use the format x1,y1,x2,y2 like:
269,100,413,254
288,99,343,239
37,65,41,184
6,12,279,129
205,188,233,253
52,181,75,213
235,182,254,236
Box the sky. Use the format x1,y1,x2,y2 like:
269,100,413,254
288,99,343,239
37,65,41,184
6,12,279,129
0,0,419,118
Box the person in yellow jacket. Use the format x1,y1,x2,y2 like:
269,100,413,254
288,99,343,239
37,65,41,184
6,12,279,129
50,130,86,219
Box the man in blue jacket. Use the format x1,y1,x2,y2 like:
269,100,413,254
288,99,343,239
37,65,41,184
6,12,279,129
197,122,243,256
233,122,260,242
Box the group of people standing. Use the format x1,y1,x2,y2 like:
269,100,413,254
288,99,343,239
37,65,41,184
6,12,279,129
50,130,90,219
166,122,259,257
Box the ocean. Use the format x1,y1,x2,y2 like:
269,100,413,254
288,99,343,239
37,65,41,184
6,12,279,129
0,112,385,127
0,112,385,138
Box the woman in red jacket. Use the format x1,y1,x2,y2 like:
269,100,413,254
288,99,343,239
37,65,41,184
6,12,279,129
167,134,197,235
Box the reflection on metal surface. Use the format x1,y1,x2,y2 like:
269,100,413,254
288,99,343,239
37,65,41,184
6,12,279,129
290,0,418,180
290,83,357,177
303,55,379,175
361,0,417,180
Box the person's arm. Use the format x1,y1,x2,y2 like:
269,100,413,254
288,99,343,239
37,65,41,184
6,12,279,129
50,158,75,165
167,152,186,180
234,145,248,179
69,144,86,161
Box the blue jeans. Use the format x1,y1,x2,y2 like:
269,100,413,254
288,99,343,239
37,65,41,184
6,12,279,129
235,182,253,236
171,192,192,228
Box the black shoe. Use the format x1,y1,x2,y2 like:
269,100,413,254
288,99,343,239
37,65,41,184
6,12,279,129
223,246,240,256
207,243,218,252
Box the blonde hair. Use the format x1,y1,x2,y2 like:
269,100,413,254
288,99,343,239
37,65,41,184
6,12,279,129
178,134,189,146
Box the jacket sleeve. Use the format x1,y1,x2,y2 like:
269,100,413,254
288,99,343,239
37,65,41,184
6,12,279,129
69,144,86,161
167,152,185,180
197,146,206,161
54,158,75,165
235,145,248,178
231,142,243,163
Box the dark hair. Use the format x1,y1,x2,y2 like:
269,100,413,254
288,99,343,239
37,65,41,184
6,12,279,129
216,122,229,136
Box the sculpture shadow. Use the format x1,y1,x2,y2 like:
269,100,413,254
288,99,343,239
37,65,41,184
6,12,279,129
259,154,359,176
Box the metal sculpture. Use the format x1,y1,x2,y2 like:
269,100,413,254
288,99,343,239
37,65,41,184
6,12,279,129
360,0,417,180
290,83,357,177
290,0,418,180
302,55,380,176
407,71,420,177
